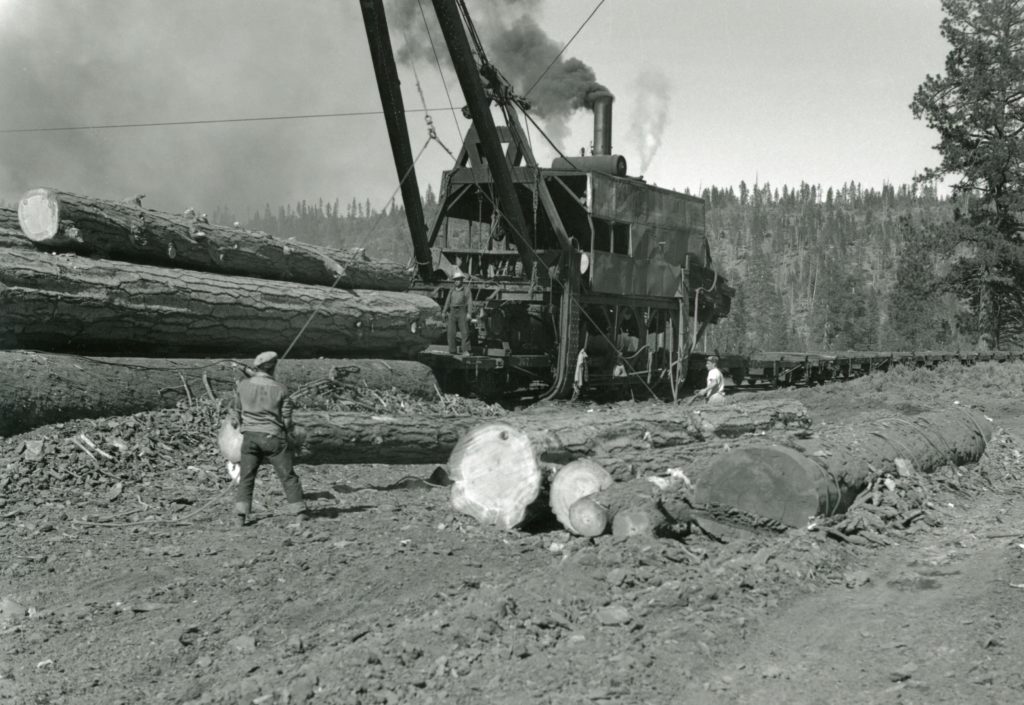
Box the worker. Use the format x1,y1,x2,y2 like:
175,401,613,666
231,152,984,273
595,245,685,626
227,351,306,527
701,355,726,404
443,270,473,355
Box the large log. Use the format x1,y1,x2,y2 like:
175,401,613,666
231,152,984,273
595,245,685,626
293,410,480,464
564,408,995,538
491,399,809,465
0,350,439,437
16,188,413,290
289,399,807,466
692,406,993,527
0,249,441,357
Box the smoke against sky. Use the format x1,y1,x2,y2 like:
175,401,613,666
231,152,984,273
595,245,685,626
628,71,671,175
0,1,950,217
0,1,380,215
387,0,606,148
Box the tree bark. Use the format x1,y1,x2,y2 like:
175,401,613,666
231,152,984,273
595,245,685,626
0,207,30,250
288,399,808,467
692,407,993,527
495,399,810,464
293,410,480,465
0,249,441,357
0,350,439,437
16,188,413,290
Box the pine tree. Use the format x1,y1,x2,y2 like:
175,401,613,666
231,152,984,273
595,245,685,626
910,0,1024,347
888,218,944,349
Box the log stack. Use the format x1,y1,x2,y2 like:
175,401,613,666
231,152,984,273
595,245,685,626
1,188,443,436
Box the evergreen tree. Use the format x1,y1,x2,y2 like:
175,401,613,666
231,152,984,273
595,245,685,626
888,218,944,349
910,0,1024,347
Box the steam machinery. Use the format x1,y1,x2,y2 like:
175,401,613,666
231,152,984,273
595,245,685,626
361,0,733,400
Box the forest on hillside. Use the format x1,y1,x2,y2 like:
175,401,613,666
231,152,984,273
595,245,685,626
209,178,969,356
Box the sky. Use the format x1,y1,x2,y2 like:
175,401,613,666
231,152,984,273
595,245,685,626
0,0,951,218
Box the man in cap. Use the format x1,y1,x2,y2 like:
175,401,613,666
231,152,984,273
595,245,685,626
442,270,473,355
227,351,306,527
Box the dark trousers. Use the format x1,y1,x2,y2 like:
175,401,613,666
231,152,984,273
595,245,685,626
447,307,470,353
235,432,304,516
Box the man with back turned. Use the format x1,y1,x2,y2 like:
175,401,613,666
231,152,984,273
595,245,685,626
227,351,306,527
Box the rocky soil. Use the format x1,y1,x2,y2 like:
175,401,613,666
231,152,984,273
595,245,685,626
2,361,1024,705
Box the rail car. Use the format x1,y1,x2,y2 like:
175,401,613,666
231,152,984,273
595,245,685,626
716,349,1024,389
361,0,733,402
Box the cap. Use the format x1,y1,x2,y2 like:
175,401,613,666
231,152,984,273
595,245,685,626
253,351,278,368
707,355,719,364
452,270,466,280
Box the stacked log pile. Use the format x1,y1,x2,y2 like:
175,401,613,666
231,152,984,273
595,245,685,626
1,189,444,436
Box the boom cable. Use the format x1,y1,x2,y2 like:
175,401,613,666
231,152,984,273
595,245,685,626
0,108,452,135
523,0,607,100
417,0,464,144
279,136,432,362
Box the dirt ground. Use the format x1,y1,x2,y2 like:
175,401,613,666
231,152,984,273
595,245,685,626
2,362,1024,705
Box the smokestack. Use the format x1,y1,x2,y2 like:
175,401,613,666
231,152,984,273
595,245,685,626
591,90,614,156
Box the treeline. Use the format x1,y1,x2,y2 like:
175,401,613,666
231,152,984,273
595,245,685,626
701,179,966,354
209,179,976,354
211,185,440,265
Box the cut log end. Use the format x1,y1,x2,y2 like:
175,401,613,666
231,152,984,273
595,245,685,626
568,497,608,537
448,422,542,530
17,188,60,243
549,458,613,534
611,507,659,539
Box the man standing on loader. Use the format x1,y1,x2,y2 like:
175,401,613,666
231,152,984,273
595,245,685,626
228,351,306,527
443,270,473,355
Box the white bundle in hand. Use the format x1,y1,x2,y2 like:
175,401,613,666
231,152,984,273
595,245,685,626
218,419,243,483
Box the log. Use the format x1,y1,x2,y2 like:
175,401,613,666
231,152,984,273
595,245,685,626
16,188,413,290
289,399,806,467
549,459,613,533
0,350,439,437
293,410,481,465
447,423,543,529
692,407,993,527
469,399,809,465
0,207,31,250
564,408,994,537
0,249,441,357
568,479,671,538
0,206,17,231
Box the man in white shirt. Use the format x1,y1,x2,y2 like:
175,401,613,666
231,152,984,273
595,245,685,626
701,355,726,404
